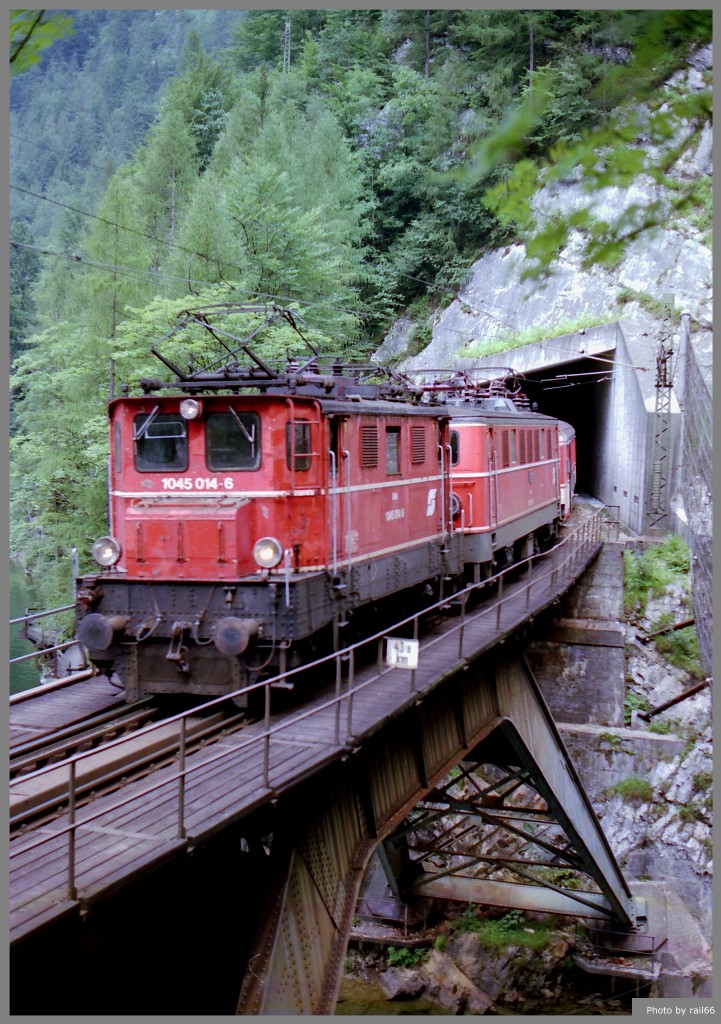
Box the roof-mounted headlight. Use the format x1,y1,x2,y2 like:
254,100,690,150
180,398,202,420
253,536,283,569
92,536,121,567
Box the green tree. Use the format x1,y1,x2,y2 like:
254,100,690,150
10,323,112,604
133,100,199,258
75,170,155,339
220,155,361,331
172,76,371,337
29,203,87,329
169,30,235,171
9,221,40,359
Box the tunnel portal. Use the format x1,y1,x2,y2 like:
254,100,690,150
520,354,613,499
456,322,666,535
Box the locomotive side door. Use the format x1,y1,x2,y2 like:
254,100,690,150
327,414,350,576
488,426,498,529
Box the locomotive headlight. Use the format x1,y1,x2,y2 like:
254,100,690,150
180,398,202,420
253,536,283,569
92,535,121,567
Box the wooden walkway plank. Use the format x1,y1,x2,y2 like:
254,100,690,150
10,678,124,739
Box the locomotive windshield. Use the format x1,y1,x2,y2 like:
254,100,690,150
206,411,261,471
134,413,188,471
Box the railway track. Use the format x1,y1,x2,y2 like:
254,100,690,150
10,702,250,834
10,699,161,777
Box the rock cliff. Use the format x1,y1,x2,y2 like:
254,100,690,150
375,46,712,392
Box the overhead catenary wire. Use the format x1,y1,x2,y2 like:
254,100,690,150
540,341,648,373
9,239,222,291
12,175,518,335
11,174,519,335
9,242,378,353
543,377,612,390
10,182,245,275
540,369,615,383
10,187,373,321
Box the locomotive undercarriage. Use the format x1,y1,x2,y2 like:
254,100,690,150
461,502,561,579
76,504,559,704
75,534,465,703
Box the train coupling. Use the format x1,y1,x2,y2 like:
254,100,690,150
166,621,192,673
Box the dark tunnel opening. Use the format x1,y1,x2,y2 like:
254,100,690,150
518,356,614,498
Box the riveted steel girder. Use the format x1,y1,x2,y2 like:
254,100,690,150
236,648,634,1014
414,876,614,919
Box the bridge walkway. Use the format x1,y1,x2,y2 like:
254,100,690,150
10,514,605,945
10,675,123,748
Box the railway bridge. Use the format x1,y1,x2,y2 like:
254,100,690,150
10,508,641,1015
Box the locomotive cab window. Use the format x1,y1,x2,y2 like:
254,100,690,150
134,412,188,471
450,430,460,466
385,426,401,474
287,420,312,471
206,411,260,471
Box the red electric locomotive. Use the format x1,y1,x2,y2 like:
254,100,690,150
75,310,462,702
412,370,576,583
74,310,576,703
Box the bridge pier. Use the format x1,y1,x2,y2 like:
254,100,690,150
237,649,635,1014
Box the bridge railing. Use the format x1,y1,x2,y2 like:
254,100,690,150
10,507,609,901
10,605,78,666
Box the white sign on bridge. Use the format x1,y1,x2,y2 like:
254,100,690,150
385,637,419,670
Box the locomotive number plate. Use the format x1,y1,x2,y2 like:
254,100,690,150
161,477,235,491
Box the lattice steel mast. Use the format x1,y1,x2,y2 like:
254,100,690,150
646,304,675,530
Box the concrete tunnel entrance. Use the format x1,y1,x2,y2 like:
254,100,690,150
519,355,614,499
458,320,660,534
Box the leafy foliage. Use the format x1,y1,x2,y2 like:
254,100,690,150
10,323,112,604
478,11,712,277
449,907,551,950
623,535,691,614
386,945,427,969
10,10,74,77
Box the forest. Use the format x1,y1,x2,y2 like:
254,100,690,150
9,8,712,606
